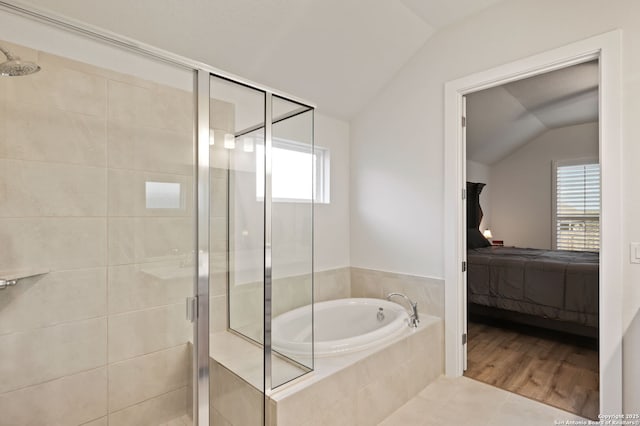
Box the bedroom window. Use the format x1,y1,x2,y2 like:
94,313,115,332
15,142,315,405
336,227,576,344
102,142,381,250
553,160,600,252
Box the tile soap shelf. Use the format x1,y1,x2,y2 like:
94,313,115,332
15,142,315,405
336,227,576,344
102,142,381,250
0,269,49,290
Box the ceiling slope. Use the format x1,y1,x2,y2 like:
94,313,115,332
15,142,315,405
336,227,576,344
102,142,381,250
467,60,598,165
20,0,509,119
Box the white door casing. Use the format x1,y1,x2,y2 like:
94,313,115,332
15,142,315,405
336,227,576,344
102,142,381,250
444,30,623,414
462,95,468,372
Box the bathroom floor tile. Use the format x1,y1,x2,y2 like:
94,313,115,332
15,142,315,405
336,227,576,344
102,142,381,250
379,376,587,426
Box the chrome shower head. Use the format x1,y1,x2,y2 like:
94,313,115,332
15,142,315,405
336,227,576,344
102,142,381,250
0,59,41,77
0,45,40,77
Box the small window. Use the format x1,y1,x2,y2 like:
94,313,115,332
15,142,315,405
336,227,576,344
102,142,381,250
256,138,330,203
553,160,600,252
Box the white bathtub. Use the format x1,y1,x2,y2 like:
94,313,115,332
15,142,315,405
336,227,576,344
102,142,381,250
272,298,409,357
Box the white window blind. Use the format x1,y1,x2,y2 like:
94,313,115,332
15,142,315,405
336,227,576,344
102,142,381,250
554,162,600,252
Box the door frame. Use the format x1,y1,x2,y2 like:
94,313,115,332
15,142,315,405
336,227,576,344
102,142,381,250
444,30,623,414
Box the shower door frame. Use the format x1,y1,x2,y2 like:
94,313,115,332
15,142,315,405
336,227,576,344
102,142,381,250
0,2,315,425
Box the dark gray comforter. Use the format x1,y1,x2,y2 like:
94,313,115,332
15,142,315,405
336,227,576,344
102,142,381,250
467,247,599,328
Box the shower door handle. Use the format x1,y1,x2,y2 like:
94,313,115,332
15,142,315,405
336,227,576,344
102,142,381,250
186,296,198,322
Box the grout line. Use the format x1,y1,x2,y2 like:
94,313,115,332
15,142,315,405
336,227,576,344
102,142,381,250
105,113,111,424
0,365,107,396
78,415,108,426
0,156,193,177
0,214,194,219
107,384,188,417
108,301,188,318
0,314,108,338
4,98,106,120
0,262,188,275
108,342,191,366
5,94,192,135
0,281,193,337
0,156,107,171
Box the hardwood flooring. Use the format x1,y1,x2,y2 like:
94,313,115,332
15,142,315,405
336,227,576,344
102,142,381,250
464,319,599,420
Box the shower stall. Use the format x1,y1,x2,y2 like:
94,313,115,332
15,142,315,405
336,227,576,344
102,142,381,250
0,3,314,426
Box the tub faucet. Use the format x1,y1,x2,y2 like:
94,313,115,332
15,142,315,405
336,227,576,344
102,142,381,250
386,293,419,328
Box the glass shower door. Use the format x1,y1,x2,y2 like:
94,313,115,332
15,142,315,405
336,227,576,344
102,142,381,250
0,13,197,425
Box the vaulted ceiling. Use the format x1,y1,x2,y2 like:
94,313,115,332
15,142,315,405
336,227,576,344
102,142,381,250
466,60,599,165
22,0,505,119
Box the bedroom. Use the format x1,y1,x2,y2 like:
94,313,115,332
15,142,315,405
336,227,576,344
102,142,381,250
463,60,600,420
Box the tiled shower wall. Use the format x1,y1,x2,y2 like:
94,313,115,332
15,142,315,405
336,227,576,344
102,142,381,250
0,41,194,425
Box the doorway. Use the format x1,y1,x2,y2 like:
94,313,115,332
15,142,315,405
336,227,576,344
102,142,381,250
444,30,623,416
462,61,600,419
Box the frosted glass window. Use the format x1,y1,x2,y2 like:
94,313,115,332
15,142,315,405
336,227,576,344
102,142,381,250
145,182,182,209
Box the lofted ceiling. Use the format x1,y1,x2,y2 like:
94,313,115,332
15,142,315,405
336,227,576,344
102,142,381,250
21,0,504,119
466,60,599,165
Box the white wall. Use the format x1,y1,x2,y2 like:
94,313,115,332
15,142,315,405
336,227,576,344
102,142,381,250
350,0,640,411
490,122,598,249
466,160,491,232
315,113,351,271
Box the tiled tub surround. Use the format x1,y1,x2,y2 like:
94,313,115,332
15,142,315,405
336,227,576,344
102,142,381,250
351,267,445,319
0,40,194,425
210,357,264,426
223,267,351,341
208,266,443,425
208,267,352,425
208,313,442,426
268,313,444,426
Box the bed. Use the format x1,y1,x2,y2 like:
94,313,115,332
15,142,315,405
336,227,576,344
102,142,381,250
467,245,599,338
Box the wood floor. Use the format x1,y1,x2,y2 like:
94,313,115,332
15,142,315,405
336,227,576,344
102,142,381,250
464,319,599,420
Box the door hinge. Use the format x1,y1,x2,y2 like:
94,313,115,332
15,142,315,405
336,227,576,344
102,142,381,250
186,296,198,323
462,333,468,345
462,261,467,272
462,116,466,127
462,188,466,200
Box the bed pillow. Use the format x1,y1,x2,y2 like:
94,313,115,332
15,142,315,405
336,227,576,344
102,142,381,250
468,227,491,249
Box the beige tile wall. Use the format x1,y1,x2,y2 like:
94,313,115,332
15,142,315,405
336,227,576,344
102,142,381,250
0,40,194,425
224,267,351,343
315,267,351,302
351,267,445,318
226,265,444,342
